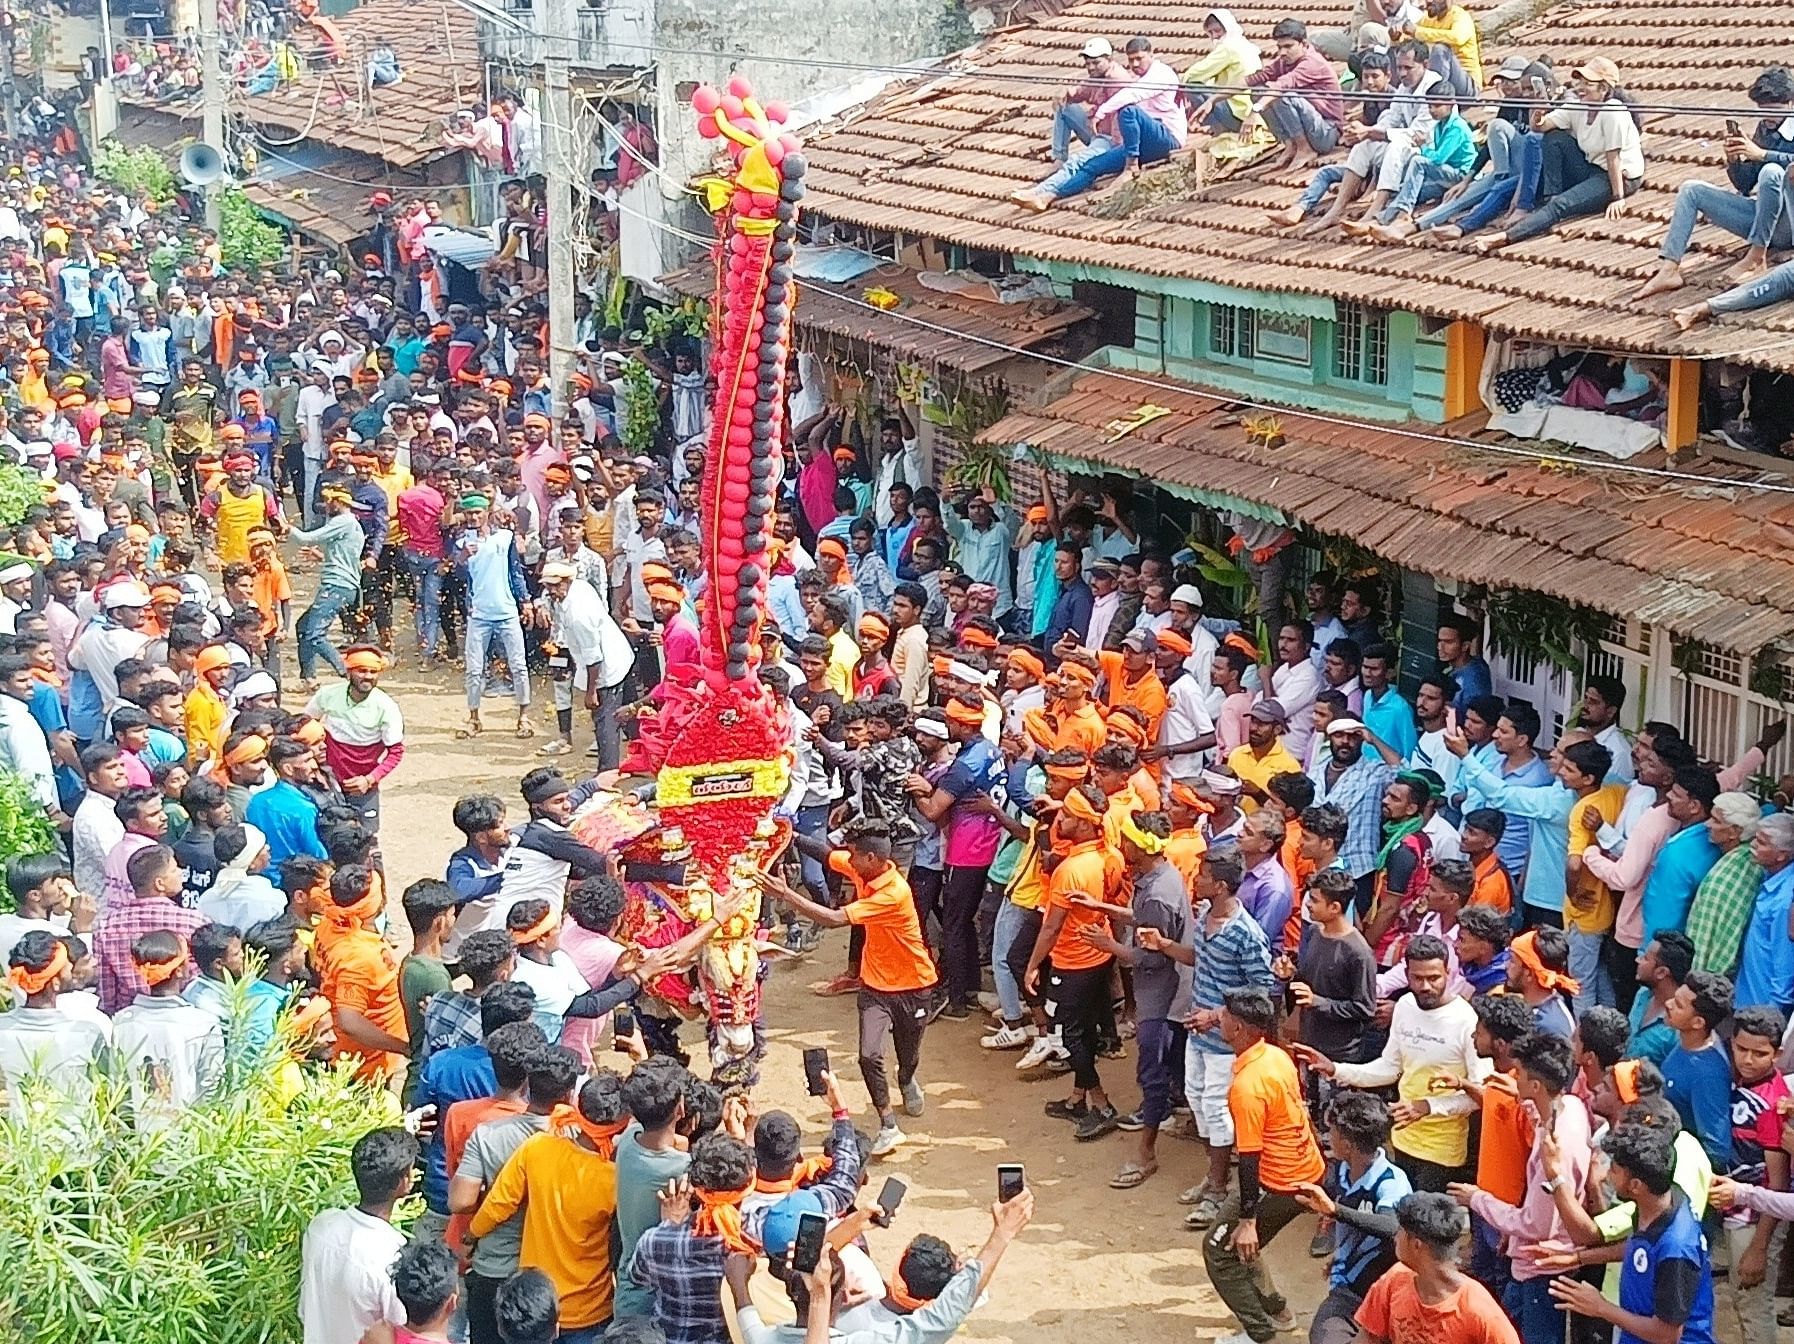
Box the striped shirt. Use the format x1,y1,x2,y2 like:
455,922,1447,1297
1188,900,1274,1054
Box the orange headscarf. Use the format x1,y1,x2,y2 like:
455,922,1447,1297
1061,788,1103,826
752,1154,834,1196
138,937,189,986
8,941,68,995
692,1181,757,1253
1510,930,1581,996
549,1104,628,1158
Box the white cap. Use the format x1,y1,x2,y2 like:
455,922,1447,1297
1081,37,1112,57
22,439,50,457
232,669,278,702
914,717,950,740
1170,583,1204,608
102,581,151,609
0,562,32,585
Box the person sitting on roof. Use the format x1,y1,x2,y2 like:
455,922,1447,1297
1472,57,1645,256
1010,37,1186,211
1668,258,1794,332
367,38,401,88
1637,66,1794,299
1050,38,1133,165
1242,19,1347,173
1357,87,1476,239
1406,57,1556,241
1182,10,1261,135
1412,0,1480,99
1268,42,1437,235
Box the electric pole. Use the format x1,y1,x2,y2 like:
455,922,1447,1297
540,0,577,414
0,10,19,141
199,0,223,227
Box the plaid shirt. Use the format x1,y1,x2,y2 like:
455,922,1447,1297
92,893,208,1014
630,1221,728,1344
420,988,483,1061
1309,755,1396,878
1686,845,1763,976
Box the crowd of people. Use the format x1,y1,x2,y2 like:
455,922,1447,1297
1,65,1793,1344
1022,14,1794,329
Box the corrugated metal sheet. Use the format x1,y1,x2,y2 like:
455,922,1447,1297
978,369,1794,649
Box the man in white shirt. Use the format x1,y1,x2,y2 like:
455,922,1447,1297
295,363,336,526
1084,558,1124,651
1152,630,1218,783
1013,37,1186,207
299,1126,417,1344
71,743,129,905
1270,620,1323,761
1168,583,1219,689
0,654,57,813
110,928,225,1130
873,407,927,528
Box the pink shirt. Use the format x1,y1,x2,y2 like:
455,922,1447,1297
1094,59,1188,146
558,922,625,1067
396,484,446,559
102,832,155,909
1469,1091,1593,1279
797,452,838,535
519,444,567,531
662,613,702,680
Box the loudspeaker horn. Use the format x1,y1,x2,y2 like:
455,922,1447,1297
179,143,225,186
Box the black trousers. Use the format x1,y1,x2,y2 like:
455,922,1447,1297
939,864,989,1005
858,985,930,1114
465,1270,504,1344
1047,956,1113,1091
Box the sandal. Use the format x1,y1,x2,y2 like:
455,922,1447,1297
1109,1161,1158,1190
515,719,537,739
454,719,482,741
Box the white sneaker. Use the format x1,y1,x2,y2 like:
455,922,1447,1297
981,1024,1034,1050
1214,1332,1259,1344
976,991,1002,1014
1016,1032,1067,1071
871,1124,906,1156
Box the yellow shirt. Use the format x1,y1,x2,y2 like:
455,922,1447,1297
1415,5,1482,88
1226,741,1303,812
185,682,227,765
825,629,857,700
1566,783,1628,934
210,485,271,564
467,1130,618,1328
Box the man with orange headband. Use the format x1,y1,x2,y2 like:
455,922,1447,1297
852,613,897,698
629,1131,758,1344
0,930,107,1096
1148,626,1219,787
1021,659,1105,761
1024,780,1125,1140
646,578,700,685
112,927,225,1125
303,645,404,833
315,862,411,1081
198,446,282,567
1505,927,1578,1043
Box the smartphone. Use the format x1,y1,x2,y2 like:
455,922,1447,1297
876,1176,907,1218
803,1047,829,1097
790,1211,828,1274
1727,118,1743,137
612,1006,636,1041
997,1163,1025,1203
1444,704,1458,735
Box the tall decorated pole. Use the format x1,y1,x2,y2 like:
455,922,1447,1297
599,79,806,1073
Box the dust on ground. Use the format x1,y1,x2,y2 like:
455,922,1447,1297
367,658,1329,1344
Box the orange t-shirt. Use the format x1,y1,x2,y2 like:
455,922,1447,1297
1469,851,1514,916
1354,1264,1520,1344
251,556,292,640
1128,767,1161,812
1167,829,1206,892
316,925,410,1080
1046,837,1123,971
1475,1071,1535,1206
1024,699,1107,759
444,1094,527,1250
1096,650,1169,740
1279,821,1317,952
830,851,937,993
1229,1039,1326,1191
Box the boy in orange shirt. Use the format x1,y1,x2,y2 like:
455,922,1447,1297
313,862,410,1082
1025,782,1124,1138
760,816,938,1157
246,527,292,682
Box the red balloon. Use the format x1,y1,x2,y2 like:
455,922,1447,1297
727,75,754,98
723,481,750,505
751,191,778,210
732,407,753,429
696,119,721,139
692,85,722,114
727,425,752,447
728,233,749,254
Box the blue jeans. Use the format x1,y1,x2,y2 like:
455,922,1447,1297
1297,163,1348,214
1038,133,1116,195
1709,256,1794,314
1566,926,1615,1012
991,895,1028,1020
1135,1017,1179,1128
1052,101,1095,161
402,549,443,653
296,582,359,678
464,613,531,709
1417,170,1516,231
1264,96,1340,153
1504,1274,1567,1344
794,802,830,903
1660,167,1793,260
559,1324,608,1344
1382,158,1465,221
1053,104,1179,198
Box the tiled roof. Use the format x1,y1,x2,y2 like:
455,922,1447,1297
242,163,386,246
801,0,1794,371
121,0,481,169
979,369,1794,649
661,260,1099,375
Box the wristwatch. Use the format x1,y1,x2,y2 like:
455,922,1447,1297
1541,1175,1564,1193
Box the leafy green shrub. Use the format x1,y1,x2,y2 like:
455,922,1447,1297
0,461,44,527
93,141,178,206
0,998,404,1343
218,188,287,275
0,768,56,909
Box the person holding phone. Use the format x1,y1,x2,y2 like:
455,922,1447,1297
1638,66,1794,299
758,816,938,1157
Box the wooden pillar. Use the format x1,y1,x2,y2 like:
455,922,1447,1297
1667,357,1701,455
1443,321,1486,419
